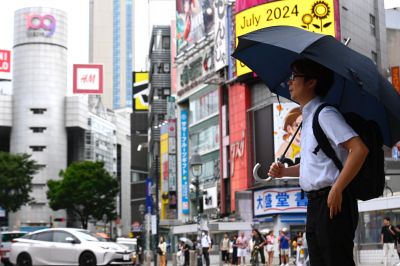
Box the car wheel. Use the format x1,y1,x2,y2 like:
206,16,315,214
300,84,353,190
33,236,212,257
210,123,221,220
16,253,32,266
79,251,97,266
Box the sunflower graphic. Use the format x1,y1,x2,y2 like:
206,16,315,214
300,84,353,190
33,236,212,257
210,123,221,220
310,1,332,32
301,14,313,29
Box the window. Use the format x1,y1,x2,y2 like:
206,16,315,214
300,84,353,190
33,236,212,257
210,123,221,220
30,146,46,152
30,127,46,133
162,36,170,50
371,51,378,65
189,89,219,124
31,231,53,242
369,14,376,36
53,231,79,243
30,108,47,114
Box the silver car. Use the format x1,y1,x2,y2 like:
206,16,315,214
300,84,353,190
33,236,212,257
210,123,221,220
9,228,133,266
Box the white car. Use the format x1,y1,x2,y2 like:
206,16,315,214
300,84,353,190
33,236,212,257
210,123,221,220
0,231,28,266
9,228,134,266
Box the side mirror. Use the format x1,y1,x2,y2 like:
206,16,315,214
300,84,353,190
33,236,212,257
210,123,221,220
65,237,75,243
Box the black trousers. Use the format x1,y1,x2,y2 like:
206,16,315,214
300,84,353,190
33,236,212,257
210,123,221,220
306,187,358,266
202,248,210,266
221,250,229,262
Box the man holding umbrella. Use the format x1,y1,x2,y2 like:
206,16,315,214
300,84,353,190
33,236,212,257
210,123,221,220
268,58,368,265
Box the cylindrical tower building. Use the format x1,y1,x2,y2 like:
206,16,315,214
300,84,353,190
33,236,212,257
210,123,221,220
10,7,68,228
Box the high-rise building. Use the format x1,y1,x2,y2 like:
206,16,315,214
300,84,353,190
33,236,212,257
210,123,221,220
89,0,133,109
0,6,132,235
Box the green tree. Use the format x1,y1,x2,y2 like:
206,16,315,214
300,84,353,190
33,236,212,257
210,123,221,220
0,152,43,212
47,161,119,229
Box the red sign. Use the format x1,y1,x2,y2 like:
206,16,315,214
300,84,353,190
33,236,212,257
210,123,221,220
392,66,400,95
73,64,103,94
0,50,11,73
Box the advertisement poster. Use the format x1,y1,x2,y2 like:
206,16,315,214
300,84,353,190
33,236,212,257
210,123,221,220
273,102,301,166
176,0,214,54
235,0,339,76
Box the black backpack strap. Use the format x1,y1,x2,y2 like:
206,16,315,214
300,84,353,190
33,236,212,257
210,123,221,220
312,103,343,171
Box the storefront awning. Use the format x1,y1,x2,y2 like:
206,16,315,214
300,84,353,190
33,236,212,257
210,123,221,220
207,222,253,232
358,195,400,212
171,223,209,235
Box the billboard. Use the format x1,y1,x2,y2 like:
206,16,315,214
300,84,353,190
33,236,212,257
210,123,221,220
235,0,339,76
391,66,400,95
0,50,11,73
73,64,103,94
176,0,215,54
133,72,149,111
273,102,302,168
253,187,308,216
176,44,215,95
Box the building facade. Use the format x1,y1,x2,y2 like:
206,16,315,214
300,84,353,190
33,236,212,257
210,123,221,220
0,7,131,235
89,0,133,109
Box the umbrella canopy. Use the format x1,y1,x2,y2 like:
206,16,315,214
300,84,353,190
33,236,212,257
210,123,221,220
179,237,193,246
233,26,400,147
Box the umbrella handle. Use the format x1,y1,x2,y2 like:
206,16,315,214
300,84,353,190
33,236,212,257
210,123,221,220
253,163,273,182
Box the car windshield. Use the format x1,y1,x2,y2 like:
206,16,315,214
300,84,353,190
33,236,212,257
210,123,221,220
74,230,104,242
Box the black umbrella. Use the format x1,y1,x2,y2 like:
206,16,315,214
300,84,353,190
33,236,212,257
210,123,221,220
232,25,400,147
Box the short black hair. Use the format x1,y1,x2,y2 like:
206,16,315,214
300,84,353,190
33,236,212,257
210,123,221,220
384,217,391,221
291,58,334,97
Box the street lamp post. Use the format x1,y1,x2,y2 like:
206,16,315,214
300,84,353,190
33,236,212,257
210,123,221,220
102,214,108,234
138,204,145,265
190,151,203,266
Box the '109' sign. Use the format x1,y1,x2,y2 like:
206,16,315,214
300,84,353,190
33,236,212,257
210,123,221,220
26,14,56,37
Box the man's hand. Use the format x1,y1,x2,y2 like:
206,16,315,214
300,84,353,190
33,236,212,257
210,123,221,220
327,186,343,219
268,161,285,178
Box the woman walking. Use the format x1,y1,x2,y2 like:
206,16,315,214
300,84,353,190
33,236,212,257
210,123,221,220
158,236,167,266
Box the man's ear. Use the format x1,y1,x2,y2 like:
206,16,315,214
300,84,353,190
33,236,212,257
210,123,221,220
306,78,317,89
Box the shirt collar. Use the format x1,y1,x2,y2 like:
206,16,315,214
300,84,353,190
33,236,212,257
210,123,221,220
302,97,322,120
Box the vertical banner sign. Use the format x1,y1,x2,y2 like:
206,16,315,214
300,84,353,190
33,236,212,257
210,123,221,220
391,66,400,95
168,119,177,191
145,177,153,214
214,0,228,71
0,50,11,73
160,124,169,193
181,110,190,215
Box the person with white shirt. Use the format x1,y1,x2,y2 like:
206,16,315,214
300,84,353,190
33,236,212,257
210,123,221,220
201,231,212,266
236,232,248,265
268,58,368,266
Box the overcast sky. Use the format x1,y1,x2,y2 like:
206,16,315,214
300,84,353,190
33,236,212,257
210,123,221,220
0,0,398,85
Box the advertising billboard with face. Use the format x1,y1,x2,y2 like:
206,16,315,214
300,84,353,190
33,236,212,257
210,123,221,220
273,103,301,166
176,0,214,54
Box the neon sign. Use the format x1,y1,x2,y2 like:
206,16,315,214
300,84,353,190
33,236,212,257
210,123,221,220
26,14,56,37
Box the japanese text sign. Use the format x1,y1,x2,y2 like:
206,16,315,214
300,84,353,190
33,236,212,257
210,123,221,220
253,187,307,216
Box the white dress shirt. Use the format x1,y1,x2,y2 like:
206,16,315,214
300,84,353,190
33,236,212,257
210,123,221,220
201,234,211,248
299,97,357,192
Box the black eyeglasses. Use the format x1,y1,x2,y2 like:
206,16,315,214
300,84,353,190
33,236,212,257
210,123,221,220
289,73,305,81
